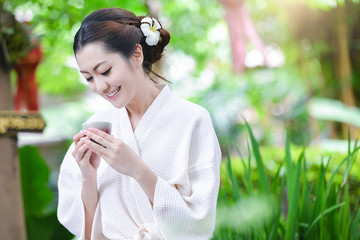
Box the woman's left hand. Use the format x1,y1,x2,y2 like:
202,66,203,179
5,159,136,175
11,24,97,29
82,127,144,178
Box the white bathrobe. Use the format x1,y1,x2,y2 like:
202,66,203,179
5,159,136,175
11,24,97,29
57,84,221,240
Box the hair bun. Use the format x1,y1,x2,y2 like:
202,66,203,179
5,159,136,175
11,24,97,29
138,16,170,67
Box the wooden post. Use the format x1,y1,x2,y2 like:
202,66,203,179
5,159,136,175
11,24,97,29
335,3,358,139
0,68,27,239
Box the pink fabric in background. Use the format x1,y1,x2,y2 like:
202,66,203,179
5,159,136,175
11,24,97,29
220,0,267,73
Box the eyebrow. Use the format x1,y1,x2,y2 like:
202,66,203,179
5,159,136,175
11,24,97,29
80,61,107,73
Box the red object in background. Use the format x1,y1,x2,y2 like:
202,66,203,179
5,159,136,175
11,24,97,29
14,44,43,111
219,0,267,73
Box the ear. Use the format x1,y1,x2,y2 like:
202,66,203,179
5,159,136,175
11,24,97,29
132,44,144,68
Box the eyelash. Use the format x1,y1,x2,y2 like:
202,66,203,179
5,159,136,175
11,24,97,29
101,67,112,76
86,67,112,82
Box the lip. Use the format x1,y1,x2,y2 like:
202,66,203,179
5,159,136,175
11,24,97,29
106,86,121,99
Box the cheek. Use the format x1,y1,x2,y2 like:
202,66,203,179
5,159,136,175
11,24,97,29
88,83,97,92
104,74,120,86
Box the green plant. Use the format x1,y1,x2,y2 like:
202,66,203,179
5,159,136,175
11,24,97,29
19,146,73,240
213,124,360,239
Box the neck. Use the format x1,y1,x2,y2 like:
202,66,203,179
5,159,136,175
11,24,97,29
126,78,160,121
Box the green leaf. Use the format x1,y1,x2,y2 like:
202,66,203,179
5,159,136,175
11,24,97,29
19,145,53,216
245,121,270,195
19,145,73,239
305,202,346,236
312,156,329,223
299,153,310,228
340,184,350,239
350,198,360,240
325,147,360,202
327,187,340,240
308,98,360,128
235,144,251,194
226,143,241,201
269,175,285,240
26,211,73,240
285,132,293,181
285,151,303,240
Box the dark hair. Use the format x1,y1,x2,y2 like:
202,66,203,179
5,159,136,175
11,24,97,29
73,8,170,82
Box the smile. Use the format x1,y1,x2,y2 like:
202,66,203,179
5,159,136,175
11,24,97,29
106,86,121,99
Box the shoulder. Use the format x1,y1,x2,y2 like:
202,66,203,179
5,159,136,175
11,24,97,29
161,94,214,134
170,95,212,122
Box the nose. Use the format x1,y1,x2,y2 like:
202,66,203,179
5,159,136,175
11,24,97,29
94,78,108,93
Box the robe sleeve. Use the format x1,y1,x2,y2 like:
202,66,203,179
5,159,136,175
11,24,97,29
152,110,222,240
57,143,86,239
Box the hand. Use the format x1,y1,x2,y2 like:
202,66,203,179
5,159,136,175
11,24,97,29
72,131,101,180
82,128,144,178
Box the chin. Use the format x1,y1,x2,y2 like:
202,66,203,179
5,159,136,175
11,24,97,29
111,102,125,109
109,101,126,108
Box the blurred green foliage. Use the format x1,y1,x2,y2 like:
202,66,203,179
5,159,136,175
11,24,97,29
214,124,360,239
19,146,73,240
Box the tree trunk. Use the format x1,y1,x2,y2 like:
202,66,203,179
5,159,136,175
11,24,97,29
335,3,358,139
0,68,27,239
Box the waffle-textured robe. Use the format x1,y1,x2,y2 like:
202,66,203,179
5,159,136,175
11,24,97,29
57,84,221,240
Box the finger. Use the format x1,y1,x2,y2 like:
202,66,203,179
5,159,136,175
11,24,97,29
84,129,112,147
75,140,90,162
72,137,87,158
84,137,108,157
73,131,86,144
87,127,115,142
76,141,89,160
82,147,92,161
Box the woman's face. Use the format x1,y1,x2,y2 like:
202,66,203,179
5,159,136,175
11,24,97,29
76,42,142,109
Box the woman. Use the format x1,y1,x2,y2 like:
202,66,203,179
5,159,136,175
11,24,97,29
57,7,221,240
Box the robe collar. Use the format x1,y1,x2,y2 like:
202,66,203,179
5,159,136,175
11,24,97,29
117,84,173,155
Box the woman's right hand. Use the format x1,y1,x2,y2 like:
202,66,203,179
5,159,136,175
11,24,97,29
72,131,101,180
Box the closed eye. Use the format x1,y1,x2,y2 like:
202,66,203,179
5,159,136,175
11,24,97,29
101,67,112,76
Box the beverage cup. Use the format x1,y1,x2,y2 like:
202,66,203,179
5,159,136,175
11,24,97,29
82,121,112,147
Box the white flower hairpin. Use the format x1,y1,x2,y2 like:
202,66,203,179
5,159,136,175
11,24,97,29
140,17,161,46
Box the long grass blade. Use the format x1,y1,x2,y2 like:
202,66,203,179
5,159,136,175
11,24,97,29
342,138,359,188
340,184,350,240
348,128,351,155
311,156,327,225
325,147,360,202
350,198,360,240
235,144,252,195
269,175,285,240
284,132,294,219
305,202,346,236
327,187,340,240
245,121,270,195
285,131,293,186
299,152,310,236
246,140,253,195
226,143,241,201
272,162,283,195
285,151,303,240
